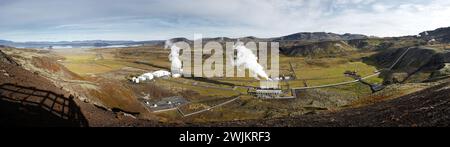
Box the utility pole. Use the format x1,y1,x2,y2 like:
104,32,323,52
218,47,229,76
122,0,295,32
348,62,358,74
289,61,297,79
302,79,308,87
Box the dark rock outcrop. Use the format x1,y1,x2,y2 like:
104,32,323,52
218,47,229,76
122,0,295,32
420,27,450,43
364,47,450,83
0,49,19,66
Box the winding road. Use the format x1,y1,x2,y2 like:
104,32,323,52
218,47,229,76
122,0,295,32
177,47,414,117
293,47,413,90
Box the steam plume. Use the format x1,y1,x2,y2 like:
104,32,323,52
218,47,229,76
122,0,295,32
233,42,270,80
166,40,183,77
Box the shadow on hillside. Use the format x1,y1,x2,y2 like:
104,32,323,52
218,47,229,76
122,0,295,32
0,83,88,127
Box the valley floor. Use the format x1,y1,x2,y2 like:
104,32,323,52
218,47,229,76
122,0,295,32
1,46,449,127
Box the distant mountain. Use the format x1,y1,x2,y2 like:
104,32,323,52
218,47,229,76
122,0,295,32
168,37,193,44
166,32,367,46
275,32,367,42
280,40,358,57
2,26,448,53
271,33,372,57
420,27,450,43
163,32,381,57
198,33,368,43
1,31,370,49
0,40,14,46
19,40,137,45
0,40,14,43
0,40,162,48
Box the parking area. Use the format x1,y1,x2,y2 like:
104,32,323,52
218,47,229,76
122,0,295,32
140,96,189,112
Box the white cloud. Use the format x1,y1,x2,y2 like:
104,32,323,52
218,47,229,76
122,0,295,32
1,0,450,41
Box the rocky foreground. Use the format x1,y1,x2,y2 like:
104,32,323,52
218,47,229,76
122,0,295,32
0,48,165,127
199,81,450,127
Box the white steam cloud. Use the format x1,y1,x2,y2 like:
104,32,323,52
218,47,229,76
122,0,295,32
166,40,183,78
233,42,270,80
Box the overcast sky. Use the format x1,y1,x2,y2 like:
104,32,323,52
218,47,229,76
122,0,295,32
1,0,450,41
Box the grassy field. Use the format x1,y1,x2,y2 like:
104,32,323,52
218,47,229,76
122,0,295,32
55,49,163,76
55,46,382,98
94,47,379,87
55,51,114,75
52,46,385,122
425,43,450,52
209,52,382,88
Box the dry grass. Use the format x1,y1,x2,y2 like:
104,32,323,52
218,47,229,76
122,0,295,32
349,83,432,107
52,46,386,122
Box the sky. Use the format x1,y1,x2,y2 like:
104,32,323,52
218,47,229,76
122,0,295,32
1,0,450,42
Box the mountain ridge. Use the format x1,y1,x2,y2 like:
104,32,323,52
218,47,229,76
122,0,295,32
3,26,450,47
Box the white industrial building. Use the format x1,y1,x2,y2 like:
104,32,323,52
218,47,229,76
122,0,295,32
131,70,173,84
152,70,171,78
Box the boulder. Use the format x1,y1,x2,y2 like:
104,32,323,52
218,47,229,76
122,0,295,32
391,72,409,83
431,63,450,78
